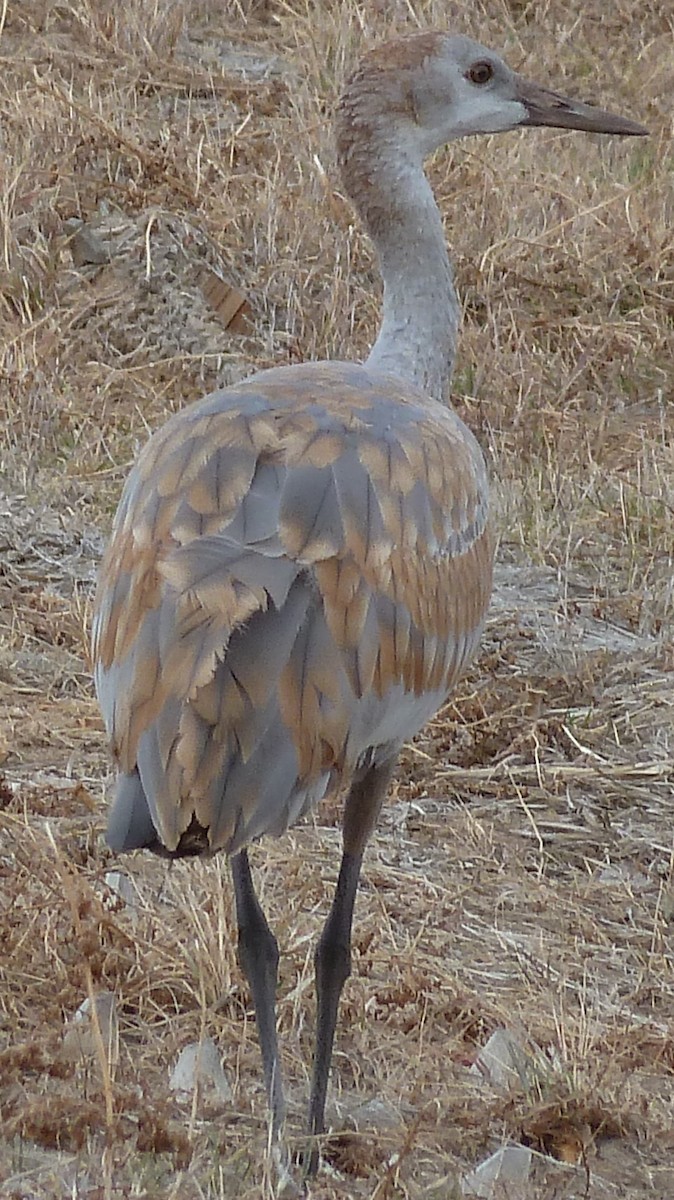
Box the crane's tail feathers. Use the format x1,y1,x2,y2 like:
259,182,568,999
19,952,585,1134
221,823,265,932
106,770,159,853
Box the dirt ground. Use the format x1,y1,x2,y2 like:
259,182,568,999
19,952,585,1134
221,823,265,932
0,1,672,1197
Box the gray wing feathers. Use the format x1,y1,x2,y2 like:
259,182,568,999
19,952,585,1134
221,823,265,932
163,536,298,609
117,573,319,853
331,446,388,562
222,460,285,544
100,382,491,855
279,464,345,559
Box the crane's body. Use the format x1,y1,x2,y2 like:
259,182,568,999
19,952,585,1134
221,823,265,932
93,361,492,858
92,29,645,1174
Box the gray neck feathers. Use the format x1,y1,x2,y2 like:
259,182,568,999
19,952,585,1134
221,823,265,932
337,99,460,404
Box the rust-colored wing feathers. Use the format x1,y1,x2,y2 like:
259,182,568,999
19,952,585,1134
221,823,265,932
92,361,493,856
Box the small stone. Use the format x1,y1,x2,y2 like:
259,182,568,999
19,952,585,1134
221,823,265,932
462,1146,532,1197
469,1028,530,1091
63,219,109,266
104,870,137,907
169,1037,232,1102
597,863,649,891
349,1097,401,1131
62,991,119,1066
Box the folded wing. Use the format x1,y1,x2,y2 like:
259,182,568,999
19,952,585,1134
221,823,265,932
92,362,493,855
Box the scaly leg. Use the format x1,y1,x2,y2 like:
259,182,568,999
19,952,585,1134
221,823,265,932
231,848,285,1136
306,756,396,1174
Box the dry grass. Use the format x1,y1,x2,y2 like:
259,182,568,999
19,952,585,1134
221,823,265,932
0,0,672,1196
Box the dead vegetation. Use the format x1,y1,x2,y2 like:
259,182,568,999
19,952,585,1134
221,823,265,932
0,0,672,1196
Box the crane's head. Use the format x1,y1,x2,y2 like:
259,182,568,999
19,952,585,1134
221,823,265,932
339,33,646,163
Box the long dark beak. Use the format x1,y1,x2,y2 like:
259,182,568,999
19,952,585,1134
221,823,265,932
516,78,648,136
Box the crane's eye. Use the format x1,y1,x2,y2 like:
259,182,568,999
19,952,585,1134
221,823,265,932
466,61,494,85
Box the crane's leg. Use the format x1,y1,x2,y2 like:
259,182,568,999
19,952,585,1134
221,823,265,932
306,757,396,1174
231,848,285,1137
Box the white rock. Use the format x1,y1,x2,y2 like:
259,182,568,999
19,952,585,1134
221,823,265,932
169,1037,232,1102
597,863,649,891
104,870,138,908
469,1028,530,1090
63,991,119,1065
462,1146,532,1198
349,1097,401,1130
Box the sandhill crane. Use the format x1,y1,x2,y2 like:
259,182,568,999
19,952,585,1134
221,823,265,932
92,32,645,1172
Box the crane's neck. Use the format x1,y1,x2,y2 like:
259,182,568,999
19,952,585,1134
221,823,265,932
338,131,460,404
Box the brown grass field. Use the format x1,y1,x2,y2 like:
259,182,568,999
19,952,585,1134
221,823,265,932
0,1,672,1196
